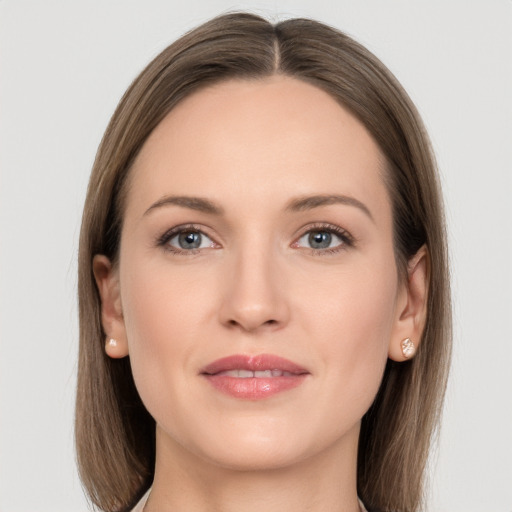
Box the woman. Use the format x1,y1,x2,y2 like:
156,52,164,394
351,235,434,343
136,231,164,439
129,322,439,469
76,12,451,512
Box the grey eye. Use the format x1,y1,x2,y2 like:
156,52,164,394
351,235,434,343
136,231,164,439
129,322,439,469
297,230,344,250
308,231,332,249
168,230,214,250
179,231,201,249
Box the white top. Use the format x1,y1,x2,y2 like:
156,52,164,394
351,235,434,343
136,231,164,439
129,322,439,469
131,489,149,512
131,489,369,511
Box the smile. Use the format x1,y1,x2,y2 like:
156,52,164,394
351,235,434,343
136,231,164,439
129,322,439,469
201,354,309,400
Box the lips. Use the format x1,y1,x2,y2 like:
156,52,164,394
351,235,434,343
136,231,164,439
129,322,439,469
201,354,309,400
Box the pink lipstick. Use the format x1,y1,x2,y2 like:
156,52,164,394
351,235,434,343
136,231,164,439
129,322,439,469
201,354,309,400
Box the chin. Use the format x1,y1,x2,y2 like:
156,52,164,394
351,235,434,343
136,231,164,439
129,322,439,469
183,418,350,474
198,438,310,472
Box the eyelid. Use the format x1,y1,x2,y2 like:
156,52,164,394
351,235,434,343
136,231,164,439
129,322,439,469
156,223,220,254
155,222,355,256
291,223,355,252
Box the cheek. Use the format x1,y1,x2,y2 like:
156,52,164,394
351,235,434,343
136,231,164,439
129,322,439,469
297,257,397,416
118,256,215,414
297,251,398,347
120,248,214,342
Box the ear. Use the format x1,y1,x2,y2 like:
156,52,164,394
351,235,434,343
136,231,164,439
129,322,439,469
92,255,129,358
388,245,429,362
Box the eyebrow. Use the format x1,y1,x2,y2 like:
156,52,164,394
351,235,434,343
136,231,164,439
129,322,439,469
286,194,374,222
143,193,373,221
143,195,224,216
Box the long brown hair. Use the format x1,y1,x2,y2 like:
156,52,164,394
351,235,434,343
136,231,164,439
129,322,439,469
76,12,451,512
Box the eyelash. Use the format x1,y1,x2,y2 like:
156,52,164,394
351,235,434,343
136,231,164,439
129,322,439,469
156,223,355,256
156,224,216,256
293,223,355,255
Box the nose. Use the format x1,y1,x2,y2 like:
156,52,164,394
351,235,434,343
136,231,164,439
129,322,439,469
218,245,290,333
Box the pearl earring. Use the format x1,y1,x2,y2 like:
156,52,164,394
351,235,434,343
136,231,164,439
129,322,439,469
401,338,416,358
107,338,117,348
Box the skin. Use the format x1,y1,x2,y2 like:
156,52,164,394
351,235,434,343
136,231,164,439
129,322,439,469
94,76,428,512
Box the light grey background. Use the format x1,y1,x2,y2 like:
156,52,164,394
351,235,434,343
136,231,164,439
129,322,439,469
1,1,511,511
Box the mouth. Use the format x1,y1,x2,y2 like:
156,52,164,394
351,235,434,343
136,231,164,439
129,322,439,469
201,354,309,400
213,369,297,378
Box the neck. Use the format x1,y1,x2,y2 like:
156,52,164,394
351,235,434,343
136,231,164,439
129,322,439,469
145,424,362,512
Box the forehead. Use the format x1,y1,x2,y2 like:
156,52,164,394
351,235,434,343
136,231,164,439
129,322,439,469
126,76,389,218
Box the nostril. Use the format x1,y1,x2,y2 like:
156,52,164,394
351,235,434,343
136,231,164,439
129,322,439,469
225,317,279,331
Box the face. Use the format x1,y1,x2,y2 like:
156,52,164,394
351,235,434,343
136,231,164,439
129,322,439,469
97,76,418,472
